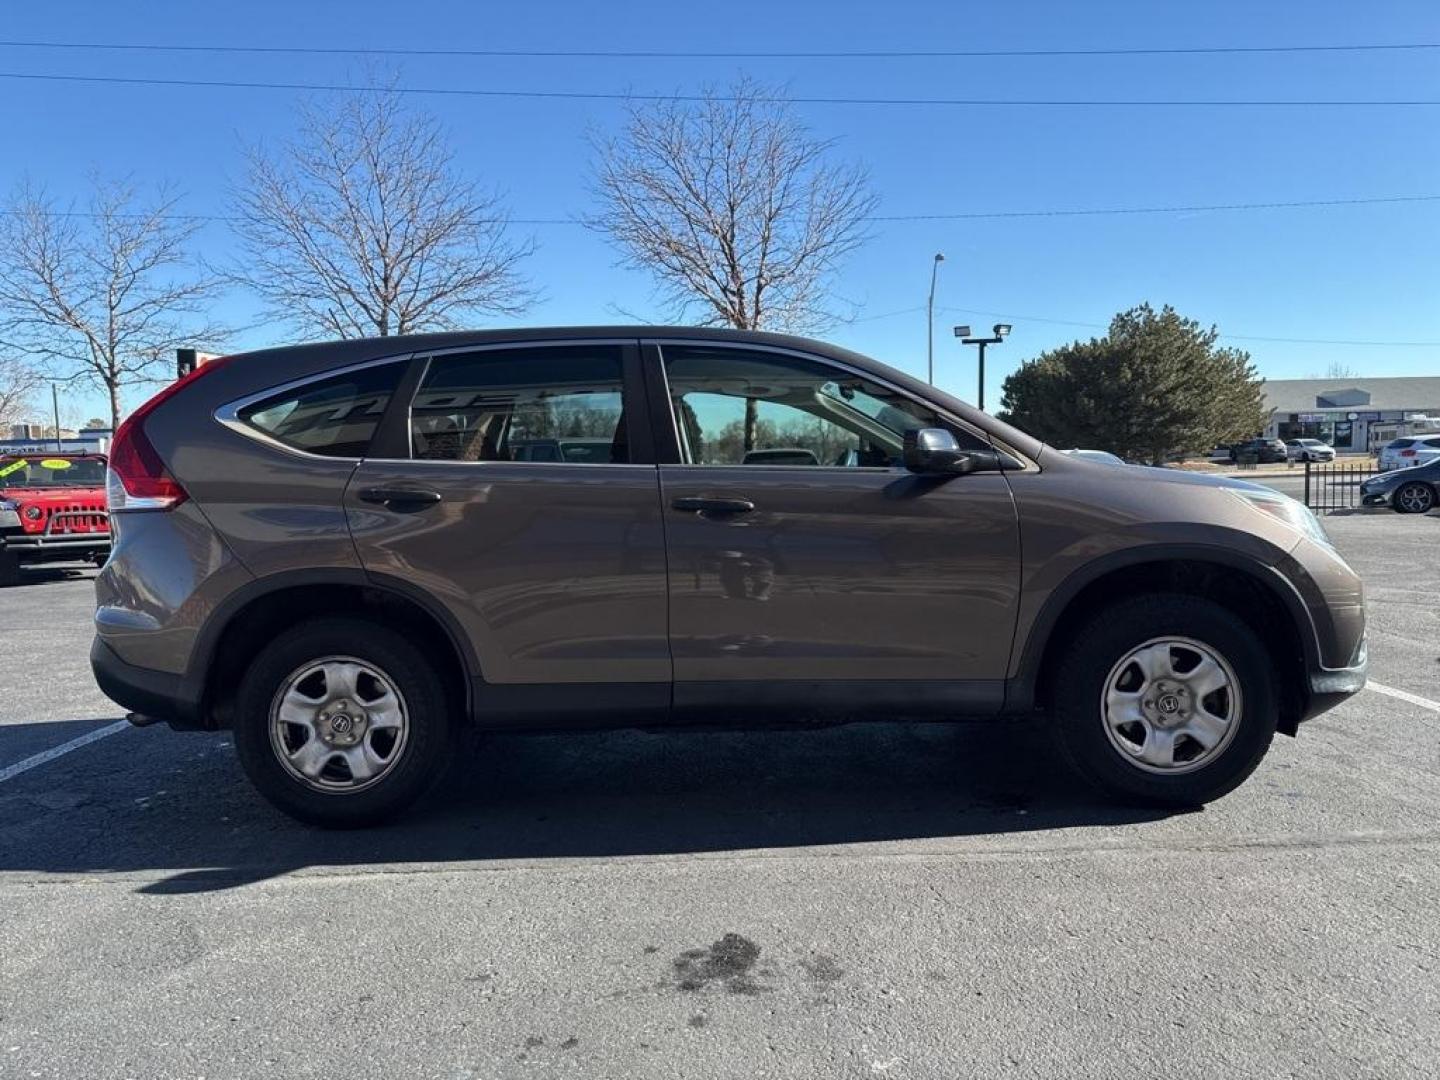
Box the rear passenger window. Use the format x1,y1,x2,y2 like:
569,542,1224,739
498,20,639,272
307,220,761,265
410,346,629,464
239,363,404,458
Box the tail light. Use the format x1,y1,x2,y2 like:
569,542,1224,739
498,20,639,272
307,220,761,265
1400,449,1417,458
108,356,231,512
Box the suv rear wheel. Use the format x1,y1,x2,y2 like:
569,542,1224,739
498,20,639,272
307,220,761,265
232,616,455,826
1051,594,1277,806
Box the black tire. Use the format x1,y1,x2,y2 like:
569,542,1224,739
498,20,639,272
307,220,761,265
1393,481,1436,515
232,616,456,827
0,547,20,587
1050,593,1277,807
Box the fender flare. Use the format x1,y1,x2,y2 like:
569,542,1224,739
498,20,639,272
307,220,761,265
182,566,481,718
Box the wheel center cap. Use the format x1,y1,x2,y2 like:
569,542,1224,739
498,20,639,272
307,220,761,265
1157,693,1182,716
330,714,354,734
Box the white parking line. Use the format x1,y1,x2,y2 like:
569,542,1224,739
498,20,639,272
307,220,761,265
1367,681,1440,714
0,720,130,785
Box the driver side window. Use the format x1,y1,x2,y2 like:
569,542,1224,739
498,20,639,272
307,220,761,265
661,345,985,467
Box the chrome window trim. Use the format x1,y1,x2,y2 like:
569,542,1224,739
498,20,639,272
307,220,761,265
644,336,1035,470
214,338,645,467
214,352,418,464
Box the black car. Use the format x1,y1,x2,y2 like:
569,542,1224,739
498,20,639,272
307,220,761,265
1229,438,1288,465
1360,458,1440,513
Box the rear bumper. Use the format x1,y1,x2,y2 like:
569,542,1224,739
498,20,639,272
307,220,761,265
90,637,203,729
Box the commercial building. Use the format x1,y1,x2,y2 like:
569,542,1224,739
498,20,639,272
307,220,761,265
1262,376,1440,453
2,423,112,455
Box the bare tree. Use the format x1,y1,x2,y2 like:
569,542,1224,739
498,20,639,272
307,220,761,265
0,355,42,429
0,178,226,429
590,77,877,335
231,88,535,339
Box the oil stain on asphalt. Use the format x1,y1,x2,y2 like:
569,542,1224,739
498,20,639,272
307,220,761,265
673,933,768,995
799,953,844,985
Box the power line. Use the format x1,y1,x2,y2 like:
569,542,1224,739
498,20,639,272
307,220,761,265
2,38,1438,59
0,71,1435,107
873,194,1440,220
5,193,1438,226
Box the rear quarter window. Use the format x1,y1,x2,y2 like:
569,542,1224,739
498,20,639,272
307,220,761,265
236,362,404,458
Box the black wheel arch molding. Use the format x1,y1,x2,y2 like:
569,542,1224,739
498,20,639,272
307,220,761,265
178,567,482,730
1004,541,1335,717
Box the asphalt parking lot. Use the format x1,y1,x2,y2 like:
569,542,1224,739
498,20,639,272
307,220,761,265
2,511,1437,1079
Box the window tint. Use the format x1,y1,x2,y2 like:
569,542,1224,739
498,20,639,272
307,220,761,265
0,456,107,487
239,362,403,458
1425,438,1440,448
662,345,987,467
410,346,628,463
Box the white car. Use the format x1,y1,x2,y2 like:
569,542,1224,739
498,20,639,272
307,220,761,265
1379,435,1440,471
1284,438,1335,463
1061,449,1126,465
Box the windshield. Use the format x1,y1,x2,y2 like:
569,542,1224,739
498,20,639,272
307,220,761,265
0,456,107,488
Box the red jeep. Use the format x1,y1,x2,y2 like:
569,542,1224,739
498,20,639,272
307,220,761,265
0,453,111,586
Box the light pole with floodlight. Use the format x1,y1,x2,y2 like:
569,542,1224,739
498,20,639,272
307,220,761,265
953,323,1012,411
926,253,945,384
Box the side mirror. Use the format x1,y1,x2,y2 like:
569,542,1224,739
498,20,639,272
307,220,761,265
904,428,996,475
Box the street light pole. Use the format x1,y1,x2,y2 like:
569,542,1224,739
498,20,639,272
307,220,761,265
926,253,945,384
975,341,987,412
953,323,1012,412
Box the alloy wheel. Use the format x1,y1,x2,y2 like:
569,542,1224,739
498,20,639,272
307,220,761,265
1397,483,1435,514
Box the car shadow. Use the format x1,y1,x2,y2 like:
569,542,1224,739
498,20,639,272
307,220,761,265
6,566,96,587
0,718,1185,894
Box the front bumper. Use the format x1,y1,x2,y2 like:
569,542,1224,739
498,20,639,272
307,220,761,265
1300,637,1368,723
90,637,202,729
4,535,110,550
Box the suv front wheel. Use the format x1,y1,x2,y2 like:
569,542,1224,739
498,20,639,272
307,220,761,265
1051,594,1277,806
232,616,455,826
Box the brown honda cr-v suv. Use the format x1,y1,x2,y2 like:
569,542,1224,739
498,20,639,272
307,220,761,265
92,328,1367,825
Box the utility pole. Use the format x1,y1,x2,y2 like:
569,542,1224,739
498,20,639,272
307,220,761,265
926,253,945,384
52,383,62,452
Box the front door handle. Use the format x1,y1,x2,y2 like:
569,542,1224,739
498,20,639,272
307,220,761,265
358,487,444,510
672,496,756,515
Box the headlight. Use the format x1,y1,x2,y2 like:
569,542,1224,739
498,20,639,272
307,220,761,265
1230,487,1330,546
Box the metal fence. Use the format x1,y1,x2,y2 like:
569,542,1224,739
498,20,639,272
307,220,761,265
1302,459,1382,513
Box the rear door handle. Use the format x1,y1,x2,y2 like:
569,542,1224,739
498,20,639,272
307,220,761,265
358,487,444,510
671,496,756,515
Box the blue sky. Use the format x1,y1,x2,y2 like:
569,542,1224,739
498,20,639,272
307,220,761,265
3,0,1438,421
